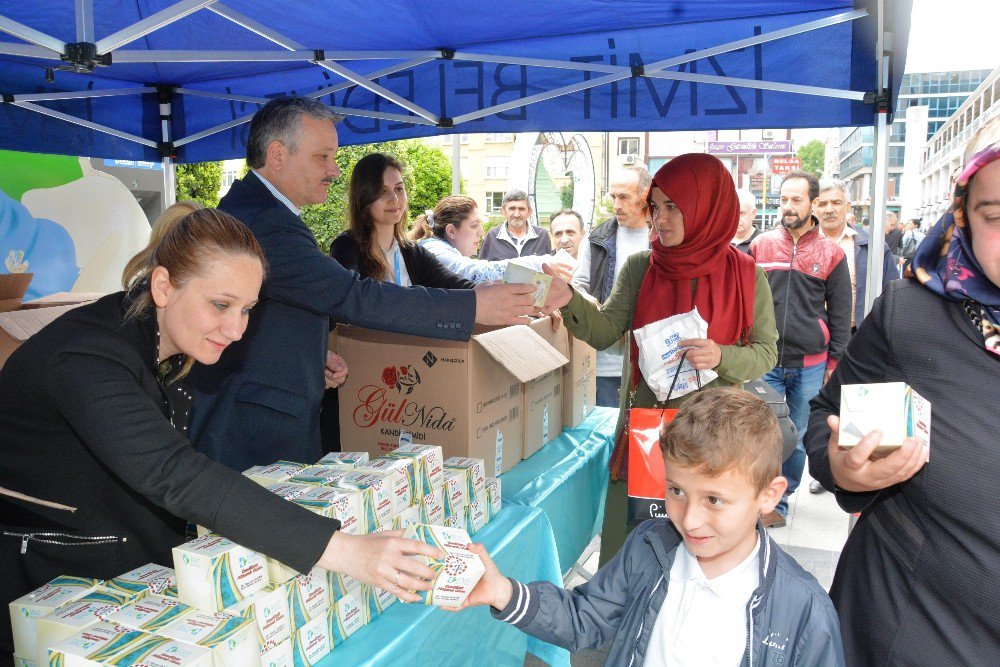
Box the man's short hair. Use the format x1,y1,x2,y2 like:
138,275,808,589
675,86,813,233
780,170,820,201
502,189,531,207
885,210,898,224
659,387,781,493
246,97,340,169
736,190,757,209
818,178,849,197
549,209,584,231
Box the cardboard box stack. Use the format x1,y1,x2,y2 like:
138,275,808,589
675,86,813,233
336,319,568,478
10,443,503,666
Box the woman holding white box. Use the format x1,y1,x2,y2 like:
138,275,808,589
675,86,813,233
805,118,1000,665
0,208,441,659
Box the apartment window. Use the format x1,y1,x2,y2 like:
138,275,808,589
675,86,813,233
485,156,510,179
618,137,639,156
485,133,513,143
485,191,505,213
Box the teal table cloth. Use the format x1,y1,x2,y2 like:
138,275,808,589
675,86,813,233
501,407,616,574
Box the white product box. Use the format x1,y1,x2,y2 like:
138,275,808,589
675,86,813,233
330,471,394,531
443,457,486,501
103,594,192,633
485,477,502,520
46,621,212,667
286,464,355,486
105,563,177,599
401,524,486,607
361,584,396,621
8,575,100,659
290,486,362,535
243,462,304,486
157,609,257,667
326,570,361,603
226,583,292,651
316,452,369,467
464,489,489,535
326,588,366,645
290,614,330,667
266,558,301,586
504,260,552,308
172,534,269,611
357,457,416,510
260,637,293,667
393,503,423,531
839,382,931,453
421,486,446,526
387,443,444,497
442,470,467,519
287,568,330,631
264,482,315,501
34,589,133,664
445,511,467,531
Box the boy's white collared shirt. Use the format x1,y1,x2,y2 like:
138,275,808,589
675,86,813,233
645,537,760,666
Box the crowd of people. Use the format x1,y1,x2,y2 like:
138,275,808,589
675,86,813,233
1,95,997,665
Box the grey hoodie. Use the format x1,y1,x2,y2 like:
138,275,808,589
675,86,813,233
493,519,843,666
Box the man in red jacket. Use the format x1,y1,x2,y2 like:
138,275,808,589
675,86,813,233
750,171,852,527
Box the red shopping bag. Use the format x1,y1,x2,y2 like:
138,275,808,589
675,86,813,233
626,407,677,526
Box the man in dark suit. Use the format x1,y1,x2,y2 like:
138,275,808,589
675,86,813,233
188,97,536,470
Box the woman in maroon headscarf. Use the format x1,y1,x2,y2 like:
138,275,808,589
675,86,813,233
545,153,778,563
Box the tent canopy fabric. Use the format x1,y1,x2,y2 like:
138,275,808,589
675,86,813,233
0,1,910,163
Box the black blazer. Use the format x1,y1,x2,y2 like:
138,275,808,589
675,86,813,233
330,231,475,289
0,293,337,655
187,172,476,470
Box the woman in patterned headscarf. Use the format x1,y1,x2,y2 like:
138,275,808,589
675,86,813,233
804,116,1000,666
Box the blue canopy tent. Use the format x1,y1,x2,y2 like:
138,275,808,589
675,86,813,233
0,0,910,300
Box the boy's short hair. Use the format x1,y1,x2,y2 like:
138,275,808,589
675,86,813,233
659,387,781,492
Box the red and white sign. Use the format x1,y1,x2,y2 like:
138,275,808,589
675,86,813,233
769,156,802,175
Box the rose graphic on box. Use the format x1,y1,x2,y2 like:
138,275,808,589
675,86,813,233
382,364,421,394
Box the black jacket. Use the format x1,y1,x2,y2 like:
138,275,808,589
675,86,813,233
806,280,1000,665
750,222,852,369
187,172,476,470
330,232,475,290
0,293,337,657
733,226,761,255
584,217,619,303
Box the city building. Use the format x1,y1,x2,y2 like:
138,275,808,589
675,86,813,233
918,66,1000,226
838,69,992,220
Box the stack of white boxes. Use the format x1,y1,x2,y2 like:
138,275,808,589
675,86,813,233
9,443,503,667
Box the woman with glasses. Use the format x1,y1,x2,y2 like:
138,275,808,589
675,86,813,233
330,153,474,290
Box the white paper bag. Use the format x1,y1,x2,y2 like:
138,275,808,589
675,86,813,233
633,308,718,401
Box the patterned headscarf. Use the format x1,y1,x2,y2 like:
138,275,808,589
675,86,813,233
909,122,1000,356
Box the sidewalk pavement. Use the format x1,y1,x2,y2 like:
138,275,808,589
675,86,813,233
525,469,850,667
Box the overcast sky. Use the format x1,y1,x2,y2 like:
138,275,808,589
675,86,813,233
905,0,1000,72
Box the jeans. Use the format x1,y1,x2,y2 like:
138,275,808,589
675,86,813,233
596,376,623,408
763,362,826,517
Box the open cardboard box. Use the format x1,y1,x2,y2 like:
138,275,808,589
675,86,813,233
0,273,33,312
337,318,568,477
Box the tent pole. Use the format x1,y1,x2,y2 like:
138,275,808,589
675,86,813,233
160,88,176,210
451,135,461,195
864,0,890,316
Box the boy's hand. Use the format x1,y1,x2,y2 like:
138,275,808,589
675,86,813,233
440,543,513,612
826,415,929,492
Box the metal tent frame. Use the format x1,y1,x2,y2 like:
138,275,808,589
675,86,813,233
0,0,903,309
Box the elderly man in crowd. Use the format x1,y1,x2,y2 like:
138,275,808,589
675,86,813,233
187,97,536,470
731,189,761,254
571,166,652,407
479,189,552,260
549,209,586,259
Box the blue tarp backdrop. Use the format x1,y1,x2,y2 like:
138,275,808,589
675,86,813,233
0,1,910,163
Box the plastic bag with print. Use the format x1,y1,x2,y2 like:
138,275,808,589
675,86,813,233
633,307,718,402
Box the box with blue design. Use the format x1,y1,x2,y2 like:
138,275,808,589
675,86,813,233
260,637,293,667
225,583,292,651
330,470,394,532
421,486,446,526
443,457,485,501
326,588,366,644
290,613,330,667
386,443,444,497
400,524,485,607
286,464,355,486
155,608,257,666
105,563,177,599
441,469,467,520
289,485,362,535
838,382,931,455
33,589,134,664
243,461,305,486
315,451,369,467
361,583,396,620
103,594,193,634
286,568,330,631
485,477,502,520
46,621,212,667
171,534,269,612
357,457,416,510
8,575,101,660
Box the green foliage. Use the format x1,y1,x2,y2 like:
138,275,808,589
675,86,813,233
797,139,825,178
560,182,574,209
175,161,223,208
301,139,453,252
